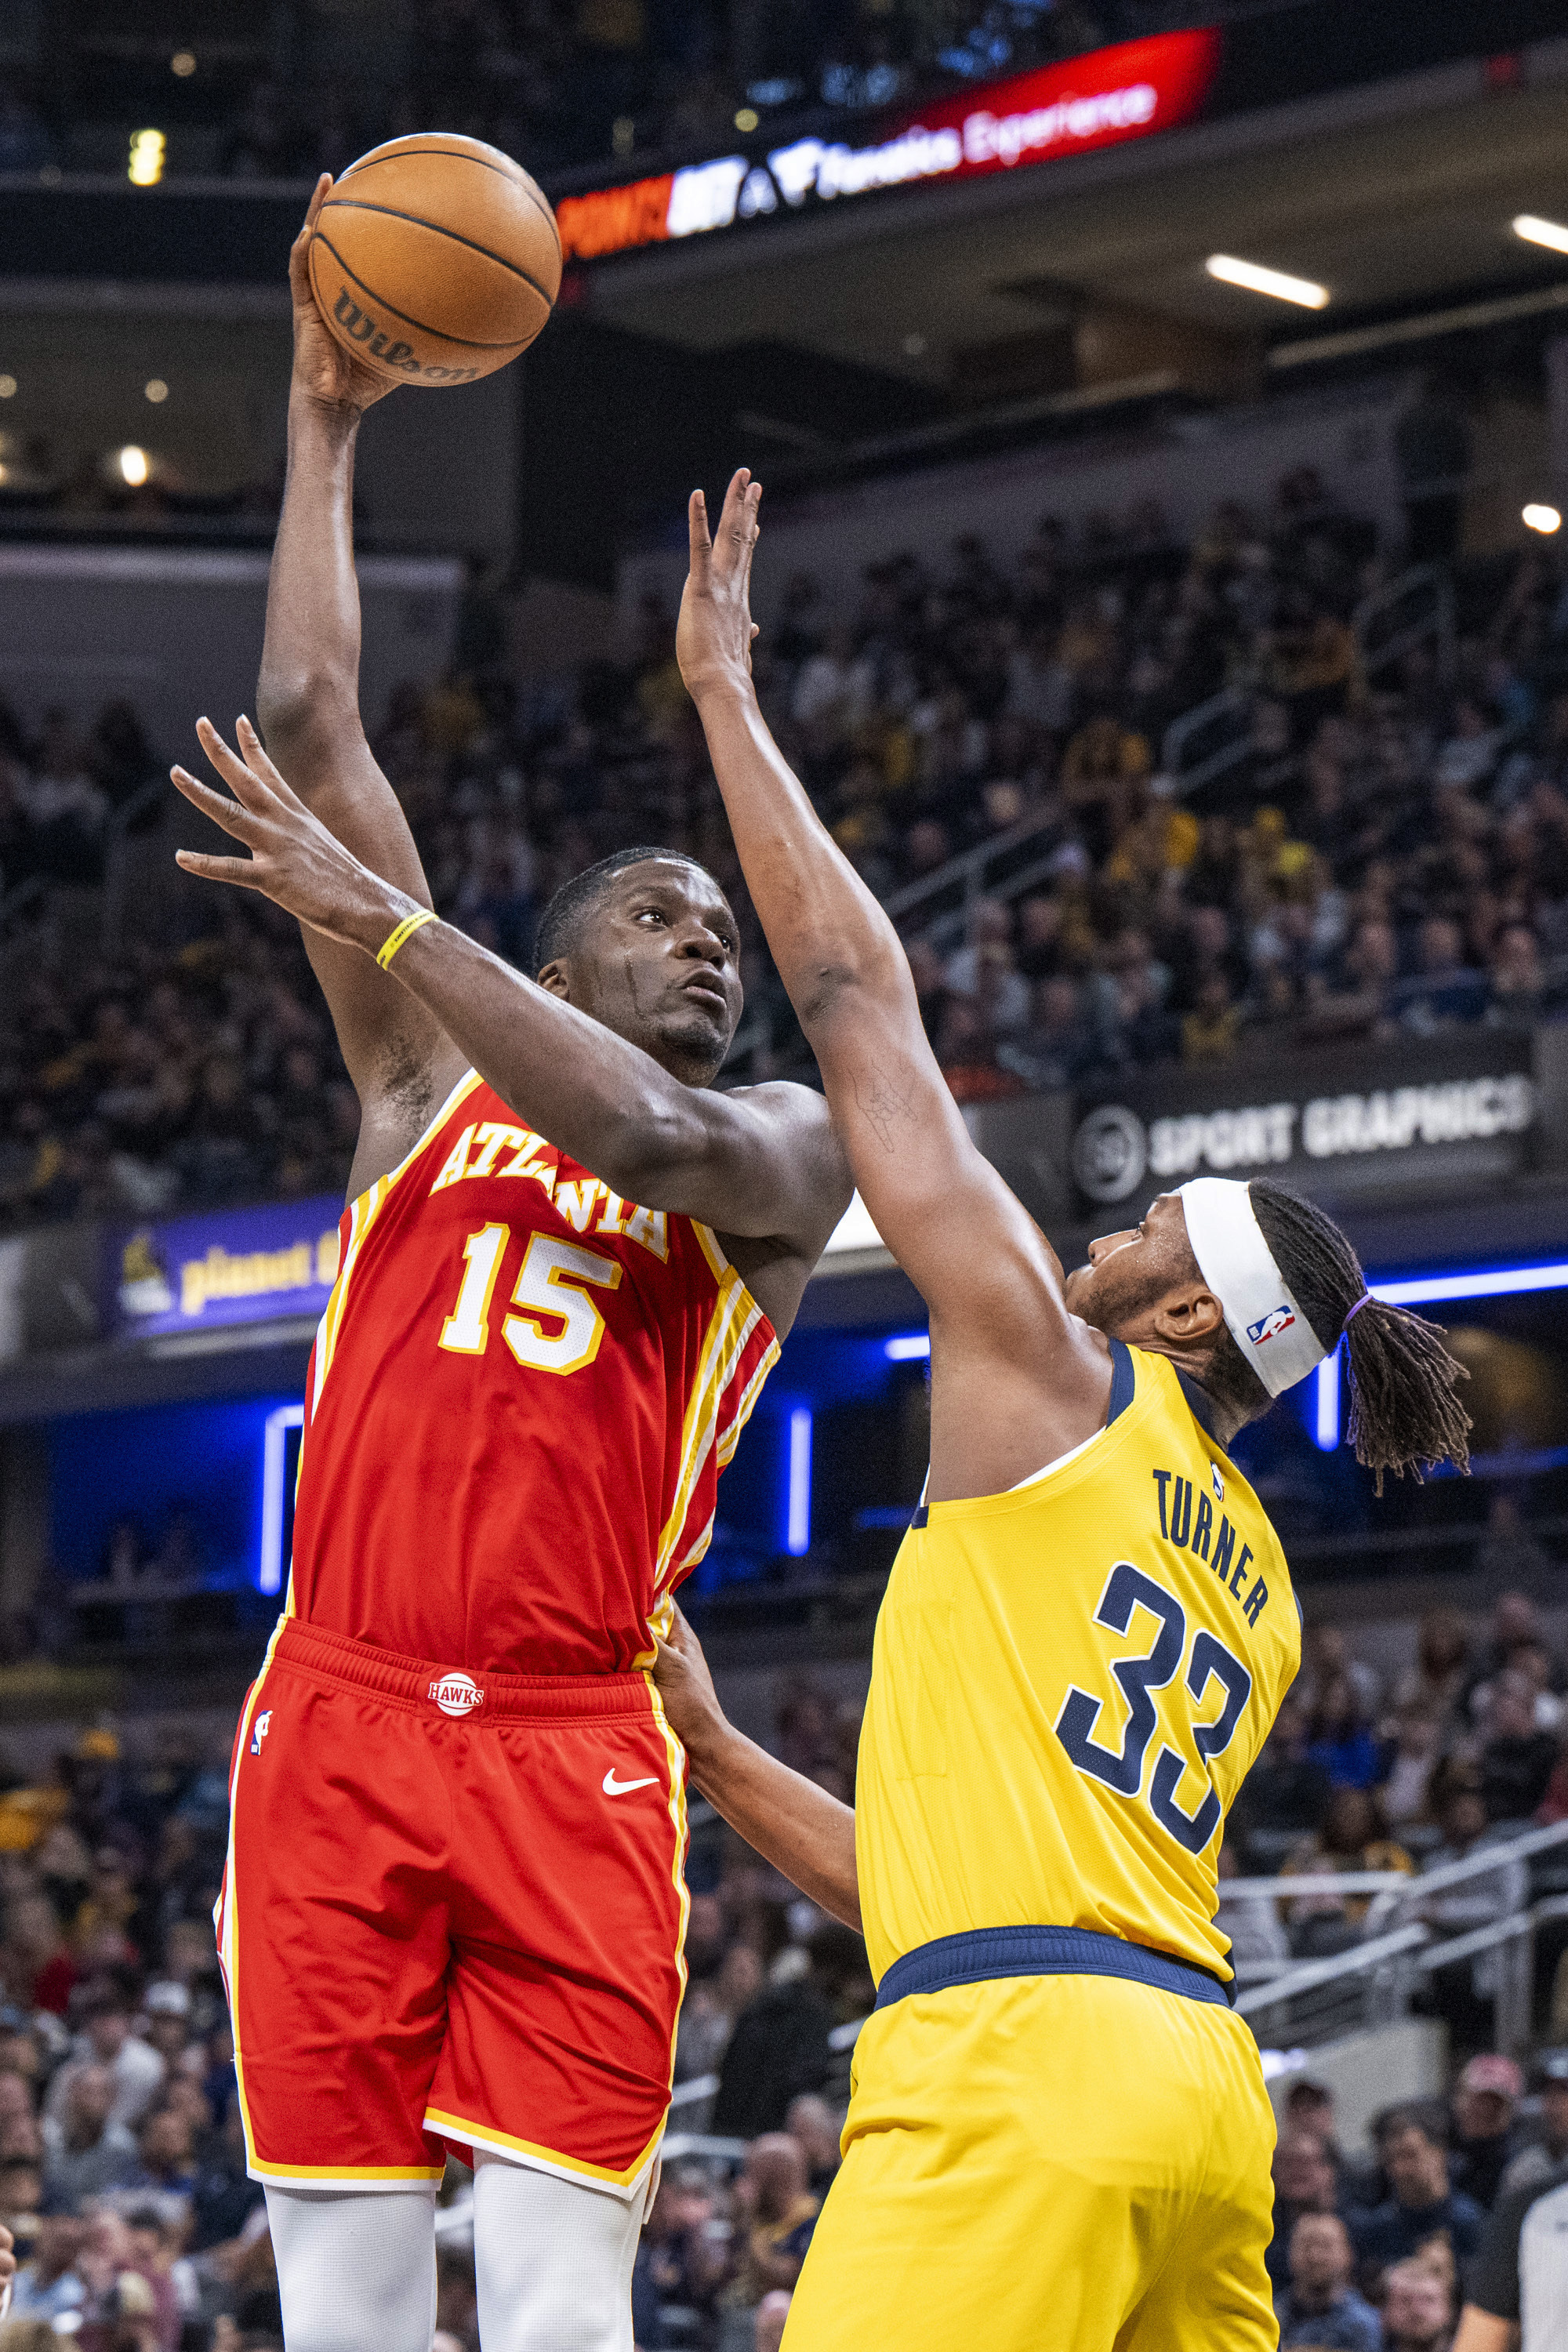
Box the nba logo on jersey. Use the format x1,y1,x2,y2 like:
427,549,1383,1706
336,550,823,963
1246,1305,1296,1346
250,1711,271,1756
429,1671,485,1717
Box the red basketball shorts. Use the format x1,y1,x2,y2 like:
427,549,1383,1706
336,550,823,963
216,1617,688,2198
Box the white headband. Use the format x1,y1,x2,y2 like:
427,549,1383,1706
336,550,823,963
1178,1177,1327,1398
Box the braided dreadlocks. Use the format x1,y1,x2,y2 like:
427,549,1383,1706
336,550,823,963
1201,1178,1471,1493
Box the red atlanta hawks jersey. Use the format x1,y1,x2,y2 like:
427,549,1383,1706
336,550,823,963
287,1070,780,1675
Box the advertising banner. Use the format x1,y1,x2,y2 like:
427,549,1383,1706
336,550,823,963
110,1196,343,1342
556,27,1222,263
1069,1035,1539,1215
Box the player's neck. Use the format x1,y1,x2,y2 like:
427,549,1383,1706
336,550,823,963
1148,1350,1251,1450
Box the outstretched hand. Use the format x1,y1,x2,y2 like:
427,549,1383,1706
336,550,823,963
172,717,408,951
676,467,762,702
289,174,398,416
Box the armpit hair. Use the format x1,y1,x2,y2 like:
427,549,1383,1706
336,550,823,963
372,1025,445,1134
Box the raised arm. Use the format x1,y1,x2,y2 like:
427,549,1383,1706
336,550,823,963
652,1610,860,1933
677,474,1111,1498
256,177,463,1173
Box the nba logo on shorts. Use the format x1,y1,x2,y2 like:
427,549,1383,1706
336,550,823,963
1246,1305,1296,1347
428,1671,485,1717
250,1711,271,1756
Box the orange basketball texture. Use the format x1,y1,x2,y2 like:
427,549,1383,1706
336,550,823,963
309,134,561,387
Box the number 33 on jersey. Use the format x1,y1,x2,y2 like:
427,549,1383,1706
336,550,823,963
286,1072,780,1679
854,1344,1300,1989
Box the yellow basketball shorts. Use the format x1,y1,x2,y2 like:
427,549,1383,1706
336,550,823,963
782,1973,1279,2352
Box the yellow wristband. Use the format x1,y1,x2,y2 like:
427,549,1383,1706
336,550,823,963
376,907,437,970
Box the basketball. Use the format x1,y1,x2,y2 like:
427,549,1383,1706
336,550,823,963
308,132,561,389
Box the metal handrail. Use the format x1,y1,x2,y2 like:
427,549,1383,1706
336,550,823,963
880,809,1062,940
1161,685,1254,799
103,775,171,953
1362,1817,1568,1933
1153,562,1458,808
1223,1872,1411,1900
669,2071,720,2111
713,804,1083,1069
1229,1824,1568,2053
1232,1922,1430,2020
1352,561,1456,687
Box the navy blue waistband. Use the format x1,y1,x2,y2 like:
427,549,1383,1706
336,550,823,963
873,1924,1233,2012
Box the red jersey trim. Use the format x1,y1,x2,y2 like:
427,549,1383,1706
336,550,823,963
216,1613,296,2184
312,1069,487,1414
655,1225,779,1590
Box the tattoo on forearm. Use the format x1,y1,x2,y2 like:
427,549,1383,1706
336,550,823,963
853,1063,916,1150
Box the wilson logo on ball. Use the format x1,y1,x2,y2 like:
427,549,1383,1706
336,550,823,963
329,291,479,383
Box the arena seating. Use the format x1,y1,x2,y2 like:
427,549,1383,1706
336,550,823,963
4,1587,1568,2346
2,484,1566,1232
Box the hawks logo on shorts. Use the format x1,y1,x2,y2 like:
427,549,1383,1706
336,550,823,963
429,1672,485,1717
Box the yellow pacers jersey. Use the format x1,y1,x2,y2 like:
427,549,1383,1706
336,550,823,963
856,1341,1300,1986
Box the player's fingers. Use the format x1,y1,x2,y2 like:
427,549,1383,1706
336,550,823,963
688,488,712,574
717,469,752,563
194,718,276,811
175,849,262,890
234,715,306,811
169,765,263,844
290,177,330,284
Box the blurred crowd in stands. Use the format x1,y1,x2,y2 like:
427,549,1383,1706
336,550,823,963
4,470,1568,1229
9,1588,1568,2344
1225,1584,1568,1971
2,1,1223,185
745,478,1568,1105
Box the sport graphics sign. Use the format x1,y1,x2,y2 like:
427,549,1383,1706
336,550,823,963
111,1196,343,1340
1070,1036,1538,1212
556,29,1221,263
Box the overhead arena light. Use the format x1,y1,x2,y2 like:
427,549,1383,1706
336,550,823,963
1205,253,1330,309
128,128,165,186
118,445,150,486
1514,213,1568,256
1523,503,1562,534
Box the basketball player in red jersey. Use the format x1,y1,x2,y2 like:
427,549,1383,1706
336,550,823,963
169,181,849,2352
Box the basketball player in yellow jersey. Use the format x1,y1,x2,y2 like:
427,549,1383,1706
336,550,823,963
658,472,1473,2352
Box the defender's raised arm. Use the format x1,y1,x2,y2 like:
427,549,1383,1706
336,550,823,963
677,473,1112,1498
